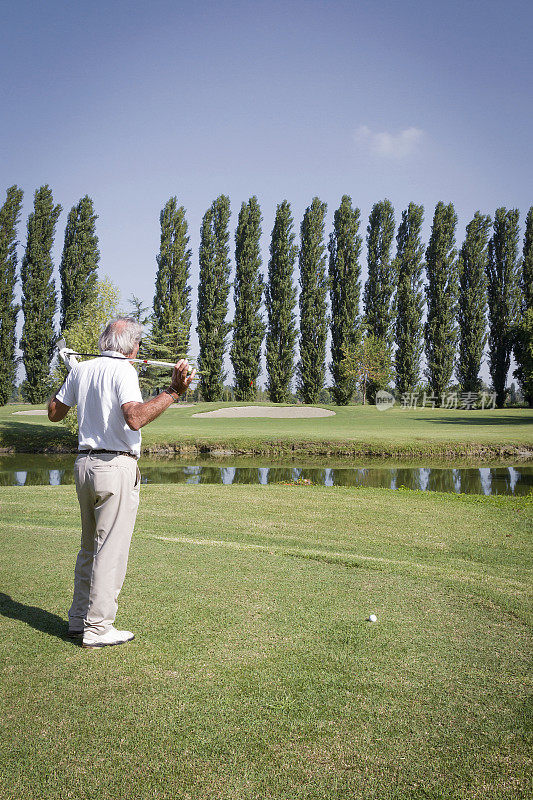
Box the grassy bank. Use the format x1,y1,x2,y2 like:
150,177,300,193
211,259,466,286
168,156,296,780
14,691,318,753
1,402,533,460
1,484,531,799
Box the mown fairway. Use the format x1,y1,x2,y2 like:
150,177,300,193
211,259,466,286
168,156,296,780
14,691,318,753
1,403,533,456
1,484,531,800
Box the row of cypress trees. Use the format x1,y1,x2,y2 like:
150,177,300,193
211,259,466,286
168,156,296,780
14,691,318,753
186,194,532,408
0,185,531,408
0,185,100,404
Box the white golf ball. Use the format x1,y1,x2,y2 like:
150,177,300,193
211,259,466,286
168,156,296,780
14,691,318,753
368,614,377,623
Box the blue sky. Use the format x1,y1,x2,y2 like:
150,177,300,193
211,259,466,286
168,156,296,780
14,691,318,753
2,0,532,386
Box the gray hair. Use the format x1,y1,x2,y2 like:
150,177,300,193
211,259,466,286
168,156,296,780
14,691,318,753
98,317,143,356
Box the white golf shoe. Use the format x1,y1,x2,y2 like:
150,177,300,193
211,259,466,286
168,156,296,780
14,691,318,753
82,626,135,649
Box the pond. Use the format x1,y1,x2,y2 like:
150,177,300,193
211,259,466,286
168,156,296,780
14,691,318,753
0,455,531,495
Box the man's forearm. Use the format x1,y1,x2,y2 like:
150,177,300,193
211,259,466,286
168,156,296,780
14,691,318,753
123,359,195,431
122,390,177,431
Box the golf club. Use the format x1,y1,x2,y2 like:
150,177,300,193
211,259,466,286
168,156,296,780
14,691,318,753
56,338,199,378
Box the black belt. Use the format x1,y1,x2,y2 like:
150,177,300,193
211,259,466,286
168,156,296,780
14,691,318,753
78,449,138,461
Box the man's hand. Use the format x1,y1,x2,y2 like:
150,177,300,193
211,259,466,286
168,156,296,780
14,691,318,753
169,359,197,395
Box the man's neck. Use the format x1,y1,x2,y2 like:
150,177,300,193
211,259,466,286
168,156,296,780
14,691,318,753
100,350,127,359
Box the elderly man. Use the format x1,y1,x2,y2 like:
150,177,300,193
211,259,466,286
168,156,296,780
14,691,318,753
48,317,195,648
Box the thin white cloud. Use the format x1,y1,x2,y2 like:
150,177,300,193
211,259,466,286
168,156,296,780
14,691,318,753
355,125,425,158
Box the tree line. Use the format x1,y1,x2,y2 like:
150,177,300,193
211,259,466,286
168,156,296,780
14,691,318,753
0,185,531,408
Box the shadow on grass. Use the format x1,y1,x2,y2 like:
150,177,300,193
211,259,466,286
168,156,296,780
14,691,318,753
0,420,75,451
412,415,531,426
0,592,75,642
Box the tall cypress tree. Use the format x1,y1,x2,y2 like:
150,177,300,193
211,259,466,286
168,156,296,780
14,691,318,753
424,201,458,404
230,197,264,400
394,203,425,396
265,201,298,403
0,185,24,405
197,195,232,401
513,206,532,406
328,195,362,405
456,212,491,393
151,197,192,362
297,197,328,403
486,208,520,408
521,207,533,312
59,195,99,331
20,185,61,403
363,199,396,340
362,199,396,402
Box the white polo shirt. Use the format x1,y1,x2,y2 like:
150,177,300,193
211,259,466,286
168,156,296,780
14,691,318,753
56,351,143,457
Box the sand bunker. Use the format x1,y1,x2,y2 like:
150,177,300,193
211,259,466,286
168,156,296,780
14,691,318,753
192,405,335,419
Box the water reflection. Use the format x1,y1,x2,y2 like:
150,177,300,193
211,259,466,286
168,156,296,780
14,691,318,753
0,455,531,495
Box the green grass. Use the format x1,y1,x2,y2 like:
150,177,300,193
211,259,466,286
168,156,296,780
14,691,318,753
1,484,532,799
1,402,533,458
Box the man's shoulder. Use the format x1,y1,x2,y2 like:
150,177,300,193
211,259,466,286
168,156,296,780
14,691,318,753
74,358,101,378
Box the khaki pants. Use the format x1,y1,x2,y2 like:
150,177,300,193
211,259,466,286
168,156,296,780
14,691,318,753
69,454,141,635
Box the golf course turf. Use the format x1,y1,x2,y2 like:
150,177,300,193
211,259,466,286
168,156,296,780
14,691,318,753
1,483,531,800
1,403,532,458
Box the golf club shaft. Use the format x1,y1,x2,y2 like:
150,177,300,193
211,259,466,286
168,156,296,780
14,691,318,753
62,350,198,373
